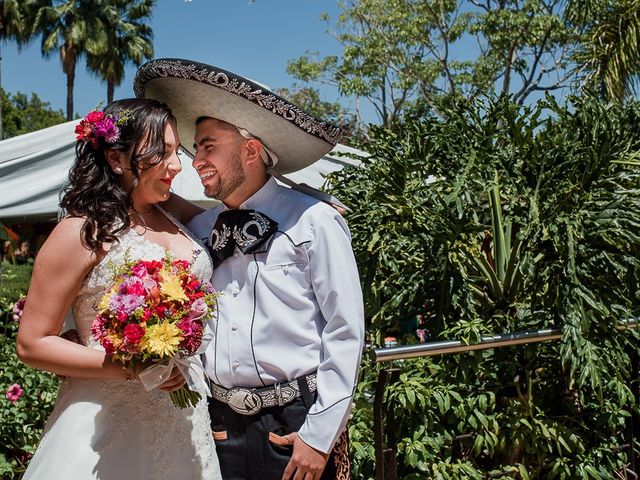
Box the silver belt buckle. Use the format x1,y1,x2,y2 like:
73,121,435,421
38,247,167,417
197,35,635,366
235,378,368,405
226,387,263,415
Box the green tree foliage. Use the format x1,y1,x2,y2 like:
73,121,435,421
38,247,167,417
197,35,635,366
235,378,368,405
1,89,65,139
289,0,640,131
330,95,640,477
289,0,575,129
86,0,154,103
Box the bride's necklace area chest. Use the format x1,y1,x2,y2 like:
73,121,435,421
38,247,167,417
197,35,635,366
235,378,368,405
129,210,194,260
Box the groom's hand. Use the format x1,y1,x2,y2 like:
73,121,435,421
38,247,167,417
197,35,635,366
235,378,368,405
281,432,329,480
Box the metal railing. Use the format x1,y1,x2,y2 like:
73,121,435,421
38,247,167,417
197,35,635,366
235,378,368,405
370,320,639,480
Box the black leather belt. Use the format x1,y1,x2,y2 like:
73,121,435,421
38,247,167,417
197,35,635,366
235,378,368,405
211,373,317,415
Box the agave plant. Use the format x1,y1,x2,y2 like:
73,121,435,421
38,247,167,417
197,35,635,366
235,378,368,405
457,175,543,320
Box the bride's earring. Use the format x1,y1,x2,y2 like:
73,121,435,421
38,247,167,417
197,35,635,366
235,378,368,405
114,167,123,175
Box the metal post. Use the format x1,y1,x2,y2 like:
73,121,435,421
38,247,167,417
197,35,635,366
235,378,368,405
374,368,399,480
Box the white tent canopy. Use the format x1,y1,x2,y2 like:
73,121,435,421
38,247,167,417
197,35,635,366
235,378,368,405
0,120,365,223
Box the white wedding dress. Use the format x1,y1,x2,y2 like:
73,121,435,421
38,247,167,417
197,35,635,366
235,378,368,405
22,216,222,480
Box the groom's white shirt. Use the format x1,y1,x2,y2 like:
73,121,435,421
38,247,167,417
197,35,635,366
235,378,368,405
188,177,365,454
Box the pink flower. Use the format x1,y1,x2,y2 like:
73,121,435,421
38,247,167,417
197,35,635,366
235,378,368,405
143,277,157,292
85,111,105,123
12,297,26,322
6,384,24,403
102,337,116,355
187,298,208,321
416,329,428,343
132,263,148,278
122,278,145,296
91,316,107,341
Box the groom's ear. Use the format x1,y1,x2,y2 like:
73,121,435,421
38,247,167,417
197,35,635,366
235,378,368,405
243,139,263,167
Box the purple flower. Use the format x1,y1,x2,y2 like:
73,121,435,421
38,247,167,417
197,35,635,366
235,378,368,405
94,117,119,143
6,384,24,403
110,293,145,314
11,297,26,322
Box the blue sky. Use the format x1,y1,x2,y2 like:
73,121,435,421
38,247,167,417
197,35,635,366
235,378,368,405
3,0,347,121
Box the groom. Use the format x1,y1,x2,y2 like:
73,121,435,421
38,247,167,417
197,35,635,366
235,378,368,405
135,59,365,480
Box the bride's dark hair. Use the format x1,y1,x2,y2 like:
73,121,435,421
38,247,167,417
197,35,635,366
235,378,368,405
60,98,175,251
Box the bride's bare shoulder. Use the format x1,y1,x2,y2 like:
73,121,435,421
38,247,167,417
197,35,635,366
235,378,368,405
39,217,97,264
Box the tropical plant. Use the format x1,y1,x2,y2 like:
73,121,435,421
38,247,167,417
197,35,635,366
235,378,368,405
86,0,154,104
329,94,640,477
568,0,640,102
32,0,110,120
0,0,26,139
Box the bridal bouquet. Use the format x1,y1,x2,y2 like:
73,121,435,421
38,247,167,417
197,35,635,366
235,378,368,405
92,253,218,408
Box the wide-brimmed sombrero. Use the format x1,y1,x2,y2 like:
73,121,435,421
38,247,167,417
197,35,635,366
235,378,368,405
133,58,342,175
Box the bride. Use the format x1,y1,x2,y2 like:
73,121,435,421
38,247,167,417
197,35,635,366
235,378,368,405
15,99,222,479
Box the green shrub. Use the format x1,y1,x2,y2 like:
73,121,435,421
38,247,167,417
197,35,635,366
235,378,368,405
0,265,58,479
331,94,640,478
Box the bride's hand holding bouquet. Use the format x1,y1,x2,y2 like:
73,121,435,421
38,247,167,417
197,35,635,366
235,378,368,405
92,252,218,408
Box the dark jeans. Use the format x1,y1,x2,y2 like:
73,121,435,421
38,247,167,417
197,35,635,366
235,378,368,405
209,396,341,480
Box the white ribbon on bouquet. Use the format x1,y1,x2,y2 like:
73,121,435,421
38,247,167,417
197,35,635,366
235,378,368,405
137,329,213,397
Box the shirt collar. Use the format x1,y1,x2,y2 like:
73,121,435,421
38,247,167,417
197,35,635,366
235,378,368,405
237,176,278,210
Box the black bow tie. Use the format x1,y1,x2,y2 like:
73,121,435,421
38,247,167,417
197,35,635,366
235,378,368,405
207,209,278,268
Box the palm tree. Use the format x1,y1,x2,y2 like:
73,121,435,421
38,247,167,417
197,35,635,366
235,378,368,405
33,0,110,120
0,0,26,138
569,0,640,101
87,0,154,103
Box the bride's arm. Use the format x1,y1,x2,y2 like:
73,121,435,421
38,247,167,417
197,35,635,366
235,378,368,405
16,217,132,380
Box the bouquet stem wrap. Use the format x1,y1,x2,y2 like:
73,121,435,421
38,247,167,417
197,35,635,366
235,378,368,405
138,331,213,408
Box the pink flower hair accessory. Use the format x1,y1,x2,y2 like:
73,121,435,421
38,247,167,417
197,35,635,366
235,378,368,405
74,107,132,149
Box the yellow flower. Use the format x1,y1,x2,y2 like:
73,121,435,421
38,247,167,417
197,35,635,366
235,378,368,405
97,286,118,313
159,269,188,303
141,320,182,358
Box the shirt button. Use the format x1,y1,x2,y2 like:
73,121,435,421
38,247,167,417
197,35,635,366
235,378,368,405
233,251,239,258
232,362,240,369
231,326,237,332
232,287,239,296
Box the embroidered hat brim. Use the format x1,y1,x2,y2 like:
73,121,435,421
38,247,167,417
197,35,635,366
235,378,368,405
133,58,342,175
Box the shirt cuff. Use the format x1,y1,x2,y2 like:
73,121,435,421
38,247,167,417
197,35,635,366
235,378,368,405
297,397,352,454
